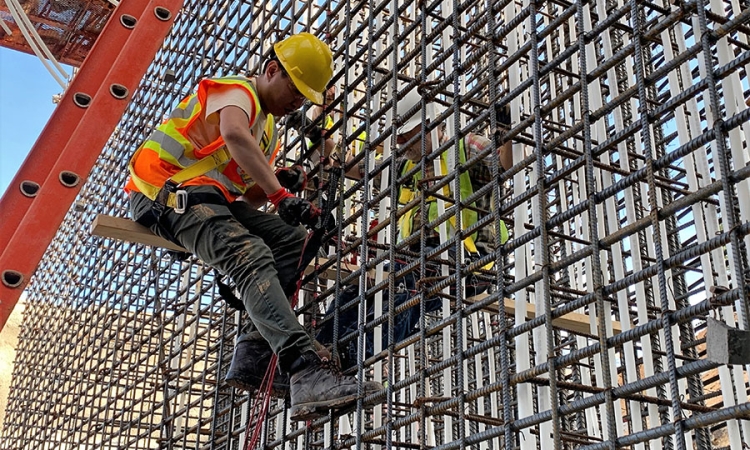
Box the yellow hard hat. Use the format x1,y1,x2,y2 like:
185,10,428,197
274,33,333,105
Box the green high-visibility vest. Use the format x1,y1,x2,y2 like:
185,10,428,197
397,138,508,251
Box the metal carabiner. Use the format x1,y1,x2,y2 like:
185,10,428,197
174,189,188,214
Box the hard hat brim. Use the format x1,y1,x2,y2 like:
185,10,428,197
398,117,422,136
286,69,324,105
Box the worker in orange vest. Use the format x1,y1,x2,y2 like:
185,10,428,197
125,32,381,421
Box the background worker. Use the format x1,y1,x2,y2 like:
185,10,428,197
288,84,367,169
317,87,512,369
124,32,381,420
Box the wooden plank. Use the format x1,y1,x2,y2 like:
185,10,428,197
464,293,622,335
91,215,373,278
91,215,187,252
302,257,370,283
90,215,621,335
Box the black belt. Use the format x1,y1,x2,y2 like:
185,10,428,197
136,190,229,228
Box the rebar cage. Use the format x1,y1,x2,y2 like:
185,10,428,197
3,0,750,448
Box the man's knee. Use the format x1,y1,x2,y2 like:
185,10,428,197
288,224,308,248
229,240,277,283
244,240,277,269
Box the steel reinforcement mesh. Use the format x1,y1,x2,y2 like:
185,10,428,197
3,0,750,448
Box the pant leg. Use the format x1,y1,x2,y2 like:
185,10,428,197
315,285,365,370
389,267,420,345
316,286,361,346
130,189,314,370
228,201,309,343
229,201,308,296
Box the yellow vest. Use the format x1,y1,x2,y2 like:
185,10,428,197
397,139,509,254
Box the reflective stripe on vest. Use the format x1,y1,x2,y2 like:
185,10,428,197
397,139,509,252
398,139,476,244
128,76,280,201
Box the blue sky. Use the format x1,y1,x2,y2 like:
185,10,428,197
0,48,68,195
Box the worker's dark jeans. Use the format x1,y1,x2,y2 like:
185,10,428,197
315,264,433,370
316,248,489,370
129,186,314,371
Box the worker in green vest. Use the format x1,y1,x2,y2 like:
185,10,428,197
318,86,513,368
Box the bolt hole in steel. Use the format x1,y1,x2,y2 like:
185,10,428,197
110,84,129,99
59,171,80,187
1,270,23,288
72,92,91,108
154,6,171,21
19,180,40,197
120,14,137,29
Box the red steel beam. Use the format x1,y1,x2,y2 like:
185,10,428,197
0,0,151,254
0,0,184,330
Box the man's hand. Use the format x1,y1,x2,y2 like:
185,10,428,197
285,110,309,132
268,188,320,227
278,197,320,227
276,165,307,193
285,110,324,143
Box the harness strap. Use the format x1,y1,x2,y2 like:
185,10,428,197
129,146,233,202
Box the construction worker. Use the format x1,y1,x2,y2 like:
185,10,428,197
125,32,381,420
288,84,367,167
317,86,512,368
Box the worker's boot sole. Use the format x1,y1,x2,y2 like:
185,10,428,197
225,376,289,398
290,393,359,421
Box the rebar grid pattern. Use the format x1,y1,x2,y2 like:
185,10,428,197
2,0,750,448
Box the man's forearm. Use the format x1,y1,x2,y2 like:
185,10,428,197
219,105,284,196
224,133,283,195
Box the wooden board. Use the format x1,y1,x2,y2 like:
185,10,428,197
91,214,187,252
91,214,621,335
464,293,622,335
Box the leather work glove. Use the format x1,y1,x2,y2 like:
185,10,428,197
268,188,321,227
278,197,321,227
285,110,308,131
275,165,307,193
286,110,324,143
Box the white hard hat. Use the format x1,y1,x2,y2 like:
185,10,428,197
397,87,423,135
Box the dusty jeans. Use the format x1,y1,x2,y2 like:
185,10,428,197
316,245,490,370
130,186,314,371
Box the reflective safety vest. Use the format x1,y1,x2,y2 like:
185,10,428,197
126,76,281,203
397,139,509,254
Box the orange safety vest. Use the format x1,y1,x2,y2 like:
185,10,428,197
125,76,281,202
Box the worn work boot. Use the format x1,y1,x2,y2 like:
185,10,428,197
225,339,290,397
288,351,383,421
